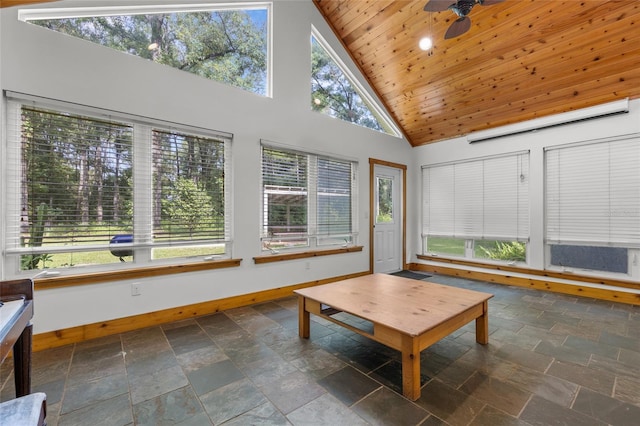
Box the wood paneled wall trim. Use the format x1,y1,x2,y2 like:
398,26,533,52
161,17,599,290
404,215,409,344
409,262,640,306
34,258,242,290
253,246,363,264
415,255,640,291
32,270,370,352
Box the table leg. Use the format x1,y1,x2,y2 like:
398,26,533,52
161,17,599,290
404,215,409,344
475,301,489,345
401,335,420,400
298,296,310,338
13,323,33,397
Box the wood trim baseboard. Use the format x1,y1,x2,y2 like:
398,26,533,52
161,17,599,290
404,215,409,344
409,262,640,306
415,255,640,291
32,270,370,352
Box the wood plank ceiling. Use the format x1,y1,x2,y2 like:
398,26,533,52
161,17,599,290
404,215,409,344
314,0,640,146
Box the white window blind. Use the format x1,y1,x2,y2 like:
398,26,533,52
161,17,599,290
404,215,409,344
4,93,232,272
422,151,530,240
545,135,640,247
261,143,357,248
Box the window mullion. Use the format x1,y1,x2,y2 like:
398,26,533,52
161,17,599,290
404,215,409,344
308,154,318,248
133,124,153,263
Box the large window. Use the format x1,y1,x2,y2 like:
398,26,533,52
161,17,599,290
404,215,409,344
261,143,357,251
4,94,232,274
20,3,270,96
545,135,640,276
310,27,400,137
422,152,530,263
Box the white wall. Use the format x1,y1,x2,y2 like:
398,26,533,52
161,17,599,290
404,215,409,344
0,0,413,333
409,99,640,274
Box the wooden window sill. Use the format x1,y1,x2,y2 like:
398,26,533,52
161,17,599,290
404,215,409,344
253,246,363,264
33,258,242,290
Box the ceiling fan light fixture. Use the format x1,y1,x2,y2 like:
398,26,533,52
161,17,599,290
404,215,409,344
419,37,433,51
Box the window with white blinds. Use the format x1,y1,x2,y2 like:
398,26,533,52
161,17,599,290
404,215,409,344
545,135,640,247
261,143,357,250
4,93,232,273
422,151,530,241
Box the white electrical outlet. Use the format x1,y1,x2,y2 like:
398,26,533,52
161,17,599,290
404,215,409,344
131,282,141,296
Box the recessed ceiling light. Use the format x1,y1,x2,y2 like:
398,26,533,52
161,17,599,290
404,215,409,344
419,37,433,51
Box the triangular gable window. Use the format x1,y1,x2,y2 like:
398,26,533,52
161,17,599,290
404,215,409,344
20,4,270,96
311,27,400,137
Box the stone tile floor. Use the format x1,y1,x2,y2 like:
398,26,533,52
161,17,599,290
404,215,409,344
2,274,640,425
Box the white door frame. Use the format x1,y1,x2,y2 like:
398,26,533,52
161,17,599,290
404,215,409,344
369,158,407,273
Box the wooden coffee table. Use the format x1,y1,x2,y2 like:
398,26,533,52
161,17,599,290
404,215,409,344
294,273,493,400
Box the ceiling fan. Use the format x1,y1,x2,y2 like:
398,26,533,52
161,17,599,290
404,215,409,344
424,0,504,39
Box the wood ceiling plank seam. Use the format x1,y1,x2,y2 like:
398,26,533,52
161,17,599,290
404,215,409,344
387,35,640,116
379,20,640,104
411,79,637,142
353,0,635,75
332,0,401,40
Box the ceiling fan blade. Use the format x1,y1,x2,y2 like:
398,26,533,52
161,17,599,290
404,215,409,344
480,0,505,5
424,0,453,12
444,17,472,39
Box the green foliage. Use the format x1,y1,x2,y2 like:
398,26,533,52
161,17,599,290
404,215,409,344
479,241,526,262
311,36,384,132
34,9,267,95
162,178,215,237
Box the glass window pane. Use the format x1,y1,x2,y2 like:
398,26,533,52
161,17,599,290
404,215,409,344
27,7,269,95
427,237,465,257
377,177,393,223
20,107,133,270
475,240,526,262
152,130,226,260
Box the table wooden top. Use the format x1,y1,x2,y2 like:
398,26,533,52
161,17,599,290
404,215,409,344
295,274,493,337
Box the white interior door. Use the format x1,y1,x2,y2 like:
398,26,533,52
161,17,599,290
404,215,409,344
373,164,402,273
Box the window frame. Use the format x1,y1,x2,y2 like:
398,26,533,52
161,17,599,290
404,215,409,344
260,140,358,253
19,2,273,98
3,92,233,277
544,134,640,279
310,26,401,137
421,151,530,265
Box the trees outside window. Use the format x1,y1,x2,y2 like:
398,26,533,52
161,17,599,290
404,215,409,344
5,97,231,272
23,5,269,95
310,30,400,136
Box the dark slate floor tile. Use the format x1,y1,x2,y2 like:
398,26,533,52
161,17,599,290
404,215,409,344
61,372,128,414
369,359,429,396
286,393,369,426
416,379,485,425
520,395,606,426
546,360,615,395
572,386,640,425
221,401,290,426
352,387,429,426
199,378,267,425
317,366,381,406
186,358,244,396
57,393,133,426
163,323,215,355
459,371,531,417
257,370,326,415
132,386,203,425
469,405,530,426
